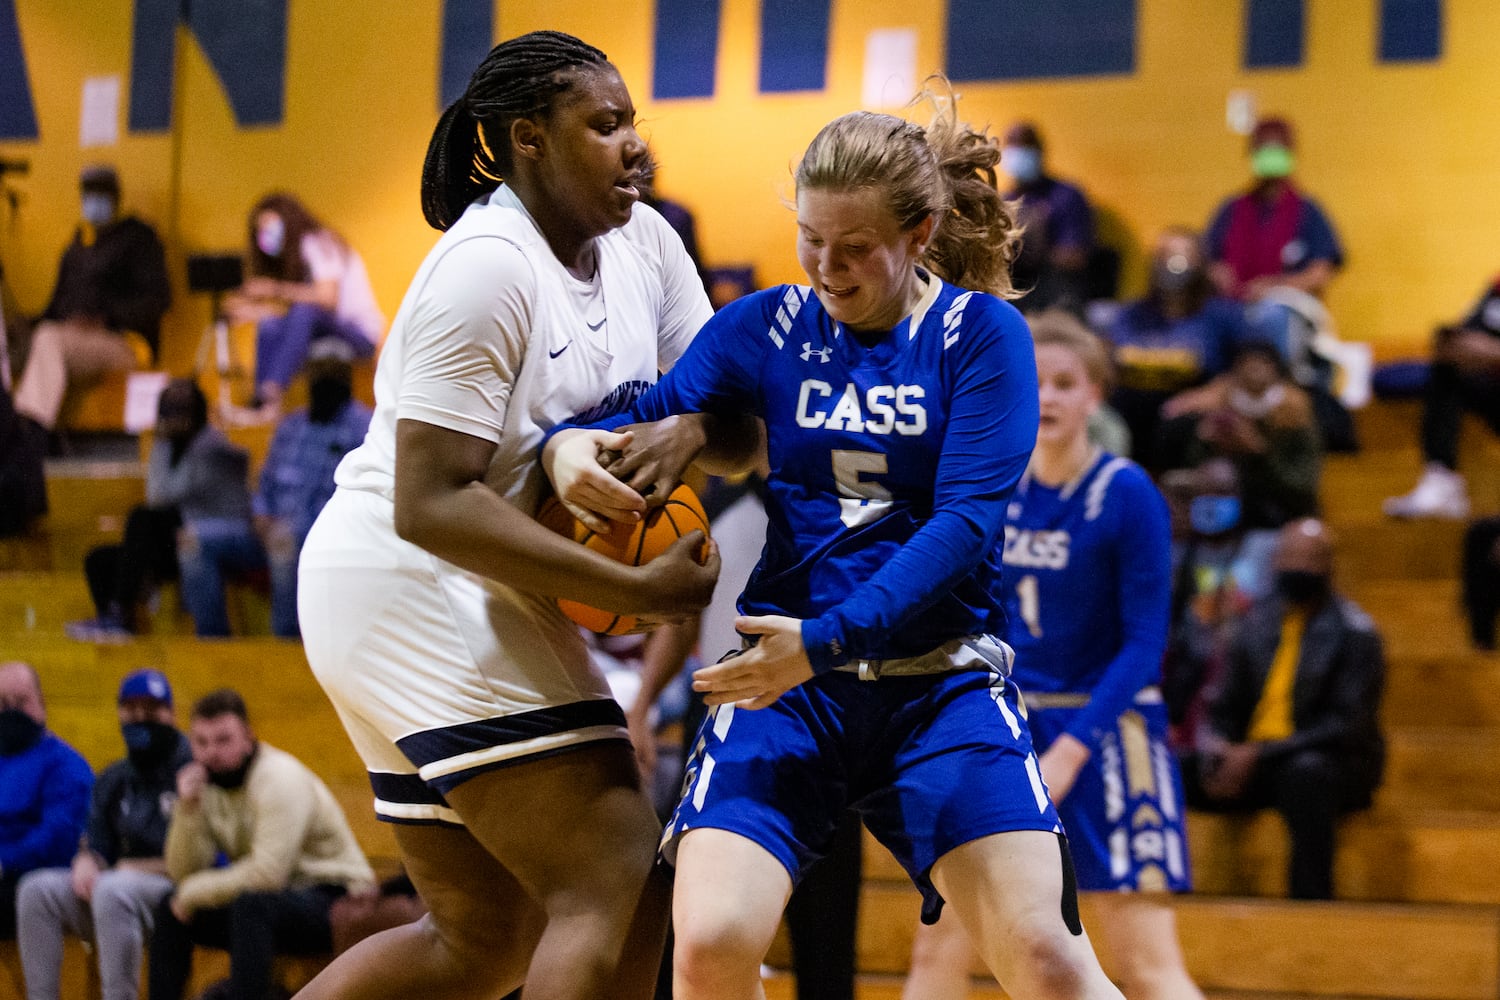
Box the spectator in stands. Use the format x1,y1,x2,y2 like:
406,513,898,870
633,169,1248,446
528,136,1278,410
251,342,372,637
1107,227,1249,468
17,668,190,1000
68,379,265,641
222,193,384,426
12,165,170,441
639,157,710,297
1205,117,1343,304
0,377,47,536
1383,276,1500,519
1161,459,1267,755
147,688,374,1000
1463,517,1500,651
1185,519,1385,900
1160,340,1321,534
0,661,93,940
1000,121,1095,315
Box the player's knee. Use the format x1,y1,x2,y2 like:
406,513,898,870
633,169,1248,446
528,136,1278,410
1000,923,1096,1000
414,913,523,996
673,913,764,987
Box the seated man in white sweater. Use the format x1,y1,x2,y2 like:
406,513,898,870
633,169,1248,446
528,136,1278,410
146,689,374,1000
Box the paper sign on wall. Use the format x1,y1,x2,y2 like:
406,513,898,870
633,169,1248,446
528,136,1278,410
863,29,918,110
80,75,120,148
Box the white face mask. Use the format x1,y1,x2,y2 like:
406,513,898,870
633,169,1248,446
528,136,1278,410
256,216,286,257
81,193,116,227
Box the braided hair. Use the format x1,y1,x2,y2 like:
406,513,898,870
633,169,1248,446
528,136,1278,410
421,31,609,231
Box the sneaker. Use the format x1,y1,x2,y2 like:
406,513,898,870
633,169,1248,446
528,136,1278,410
64,615,133,643
1383,463,1471,519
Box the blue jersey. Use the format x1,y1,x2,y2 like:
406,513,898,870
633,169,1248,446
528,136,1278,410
592,277,1039,673
1002,453,1172,750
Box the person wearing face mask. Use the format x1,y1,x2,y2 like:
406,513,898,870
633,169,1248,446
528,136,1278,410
1159,340,1321,534
222,193,385,427
12,165,171,439
67,379,265,640
16,669,191,1000
249,341,372,637
148,689,374,1000
0,661,94,942
1000,121,1097,315
1106,227,1250,469
1204,117,1343,304
1183,519,1385,900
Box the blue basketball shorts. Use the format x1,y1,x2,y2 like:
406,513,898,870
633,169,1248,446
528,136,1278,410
664,648,1062,924
1024,695,1193,893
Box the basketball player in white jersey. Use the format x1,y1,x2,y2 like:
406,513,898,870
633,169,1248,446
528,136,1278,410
295,32,721,1000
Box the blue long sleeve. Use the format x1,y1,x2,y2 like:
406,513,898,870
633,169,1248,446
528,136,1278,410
0,736,94,874
1065,475,1172,749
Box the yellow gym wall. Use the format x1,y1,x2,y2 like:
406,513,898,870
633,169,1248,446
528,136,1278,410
2,1,1496,373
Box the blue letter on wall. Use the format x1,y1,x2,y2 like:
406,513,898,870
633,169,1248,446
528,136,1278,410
1380,0,1441,61
759,0,830,93
654,0,720,99
0,0,38,140
129,0,288,131
946,0,1136,81
441,0,493,108
1244,0,1305,68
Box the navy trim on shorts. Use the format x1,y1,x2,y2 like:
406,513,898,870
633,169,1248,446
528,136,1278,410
395,699,629,769
368,771,450,806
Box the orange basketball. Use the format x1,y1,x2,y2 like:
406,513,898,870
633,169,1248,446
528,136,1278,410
536,483,712,635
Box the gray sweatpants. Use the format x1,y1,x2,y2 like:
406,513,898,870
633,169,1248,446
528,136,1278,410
16,866,174,1000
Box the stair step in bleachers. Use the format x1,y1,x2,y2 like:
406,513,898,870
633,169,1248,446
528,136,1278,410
791,884,1500,1000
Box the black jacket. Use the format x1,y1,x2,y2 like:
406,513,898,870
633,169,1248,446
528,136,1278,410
1209,593,1385,795
84,732,192,865
42,217,171,357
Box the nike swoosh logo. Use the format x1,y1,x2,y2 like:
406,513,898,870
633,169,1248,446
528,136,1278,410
587,318,606,332
549,342,571,359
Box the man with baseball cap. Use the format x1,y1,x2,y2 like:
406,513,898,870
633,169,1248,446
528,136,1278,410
17,667,191,1000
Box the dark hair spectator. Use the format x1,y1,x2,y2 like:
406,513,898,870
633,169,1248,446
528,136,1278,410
999,120,1096,315
222,192,384,426
1182,519,1385,900
11,164,170,439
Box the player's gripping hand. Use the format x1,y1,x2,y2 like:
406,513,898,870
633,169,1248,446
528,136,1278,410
693,615,814,710
603,415,709,506
544,427,647,534
635,531,721,619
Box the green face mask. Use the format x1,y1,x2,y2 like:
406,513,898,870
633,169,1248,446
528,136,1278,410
1251,143,1295,180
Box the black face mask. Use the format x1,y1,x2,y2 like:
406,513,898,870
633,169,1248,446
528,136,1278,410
1276,570,1330,605
308,375,352,424
206,743,258,790
0,708,45,755
122,721,179,770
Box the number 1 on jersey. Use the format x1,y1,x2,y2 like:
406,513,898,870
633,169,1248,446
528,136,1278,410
1016,574,1043,638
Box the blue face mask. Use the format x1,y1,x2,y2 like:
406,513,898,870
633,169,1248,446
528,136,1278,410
1190,494,1241,536
81,193,116,227
1001,146,1042,185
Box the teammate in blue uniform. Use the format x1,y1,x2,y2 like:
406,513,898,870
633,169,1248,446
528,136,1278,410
905,323,1202,1000
548,95,1123,1000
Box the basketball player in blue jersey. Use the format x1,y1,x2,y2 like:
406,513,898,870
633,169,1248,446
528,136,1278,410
905,323,1202,1000
547,94,1123,1000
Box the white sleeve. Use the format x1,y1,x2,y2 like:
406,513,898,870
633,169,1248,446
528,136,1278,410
394,236,533,444
633,206,712,372
300,231,347,284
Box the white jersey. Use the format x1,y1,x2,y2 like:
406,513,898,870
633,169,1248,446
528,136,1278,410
298,184,712,820
336,183,709,514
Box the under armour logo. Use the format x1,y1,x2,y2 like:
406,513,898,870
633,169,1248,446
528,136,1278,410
801,342,832,363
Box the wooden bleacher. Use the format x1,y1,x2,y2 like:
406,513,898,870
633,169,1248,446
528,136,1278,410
4,398,1500,999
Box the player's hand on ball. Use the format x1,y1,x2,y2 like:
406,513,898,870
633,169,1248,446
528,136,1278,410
544,428,647,533
604,415,709,506
637,531,720,615
693,615,813,709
